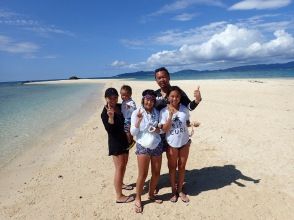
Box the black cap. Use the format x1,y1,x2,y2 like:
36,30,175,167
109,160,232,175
104,87,118,97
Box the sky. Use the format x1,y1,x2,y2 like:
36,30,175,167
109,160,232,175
0,0,294,81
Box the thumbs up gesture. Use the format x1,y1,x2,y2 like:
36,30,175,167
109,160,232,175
194,85,202,104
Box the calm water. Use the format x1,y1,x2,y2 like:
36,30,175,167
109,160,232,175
0,82,102,168
110,69,294,80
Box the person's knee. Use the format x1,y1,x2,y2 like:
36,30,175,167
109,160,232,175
168,162,177,170
177,162,186,171
151,169,160,178
116,163,126,172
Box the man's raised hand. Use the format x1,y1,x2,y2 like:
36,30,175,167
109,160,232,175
194,85,202,104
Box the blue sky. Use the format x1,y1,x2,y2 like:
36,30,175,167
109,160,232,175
0,0,294,81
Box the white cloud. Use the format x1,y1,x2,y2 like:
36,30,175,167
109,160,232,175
120,39,144,49
0,9,18,18
246,21,292,32
0,19,39,26
229,0,292,10
23,26,75,37
150,0,225,16
172,13,197,21
153,21,228,47
0,9,74,37
129,24,294,70
25,54,58,59
111,60,128,67
0,35,39,54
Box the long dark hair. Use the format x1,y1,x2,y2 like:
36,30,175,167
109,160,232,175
166,86,183,97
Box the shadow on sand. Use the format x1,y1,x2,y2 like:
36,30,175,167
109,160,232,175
154,164,260,198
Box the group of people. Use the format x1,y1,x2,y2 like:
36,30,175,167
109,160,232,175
101,67,202,213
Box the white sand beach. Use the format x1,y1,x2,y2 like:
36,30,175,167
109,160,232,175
0,78,294,219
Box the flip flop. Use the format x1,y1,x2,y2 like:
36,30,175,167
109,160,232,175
116,195,135,203
122,184,134,190
170,193,178,203
154,187,159,195
148,196,163,204
135,202,143,213
179,192,190,203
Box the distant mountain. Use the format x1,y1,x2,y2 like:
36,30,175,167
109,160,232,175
114,71,153,78
113,61,294,79
217,61,294,72
173,69,200,75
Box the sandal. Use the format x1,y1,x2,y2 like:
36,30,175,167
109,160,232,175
148,196,163,204
135,202,143,213
170,193,178,203
122,184,133,190
116,195,135,203
179,192,190,203
154,187,159,195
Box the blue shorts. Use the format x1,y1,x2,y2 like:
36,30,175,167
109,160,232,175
135,142,163,157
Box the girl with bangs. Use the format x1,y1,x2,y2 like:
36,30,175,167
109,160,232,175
130,89,164,213
160,86,191,203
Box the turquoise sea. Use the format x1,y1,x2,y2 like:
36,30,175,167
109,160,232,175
169,69,294,80
0,82,102,168
110,69,294,80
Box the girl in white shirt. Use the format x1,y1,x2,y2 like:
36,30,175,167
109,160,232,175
160,86,191,203
130,89,163,213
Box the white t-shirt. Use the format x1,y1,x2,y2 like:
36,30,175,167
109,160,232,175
121,98,136,120
160,104,190,148
130,107,161,149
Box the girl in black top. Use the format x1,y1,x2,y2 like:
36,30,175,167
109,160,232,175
101,87,134,203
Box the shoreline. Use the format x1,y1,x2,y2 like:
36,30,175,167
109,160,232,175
0,82,103,169
1,78,293,219
24,78,123,85
0,82,104,197
23,76,294,85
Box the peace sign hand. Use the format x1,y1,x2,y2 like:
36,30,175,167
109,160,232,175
106,103,114,118
167,104,176,119
137,108,143,120
135,108,143,128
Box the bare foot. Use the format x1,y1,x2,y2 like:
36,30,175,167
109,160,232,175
178,192,189,203
148,195,163,204
154,187,159,195
134,200,143,213
170,193,178,203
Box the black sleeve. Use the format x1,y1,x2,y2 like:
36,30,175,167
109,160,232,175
101,108,122,133
154,89,167,111
181,91,198,111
